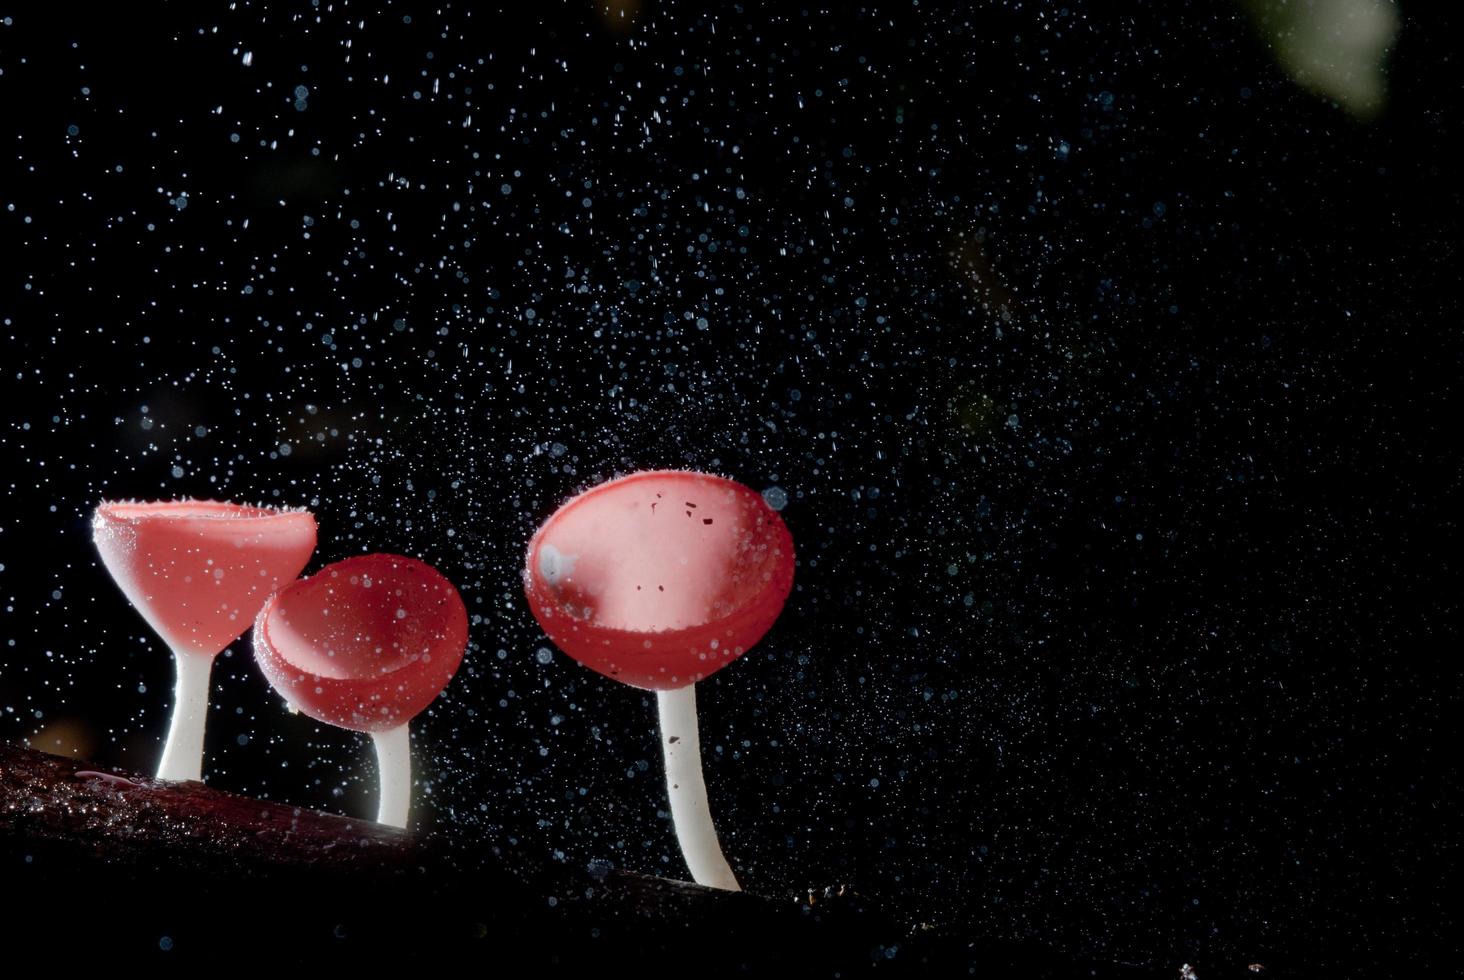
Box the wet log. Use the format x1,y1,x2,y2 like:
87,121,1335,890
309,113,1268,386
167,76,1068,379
1,741,1245,975
0,740,902,969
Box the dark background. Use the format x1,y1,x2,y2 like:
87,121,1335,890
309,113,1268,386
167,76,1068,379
1,0,1458,971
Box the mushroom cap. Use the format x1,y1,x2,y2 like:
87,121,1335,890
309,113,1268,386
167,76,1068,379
92,499,317,657
253,553,468,733
523,470,795,691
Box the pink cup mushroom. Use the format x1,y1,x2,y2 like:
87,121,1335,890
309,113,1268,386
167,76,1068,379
92,500,318,782
524,470,795,890
252,553,468,828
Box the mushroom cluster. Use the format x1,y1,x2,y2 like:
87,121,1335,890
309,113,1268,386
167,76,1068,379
94,500,467,830
90,469,796,867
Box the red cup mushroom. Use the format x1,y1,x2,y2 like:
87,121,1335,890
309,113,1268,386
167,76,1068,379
92,499,317,782
523,470,795,890
253,553,468,828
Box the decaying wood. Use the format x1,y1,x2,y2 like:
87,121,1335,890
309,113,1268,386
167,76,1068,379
0,741,897,969
1,741,1236,975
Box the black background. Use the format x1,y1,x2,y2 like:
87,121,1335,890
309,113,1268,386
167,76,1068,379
1,1,1458,971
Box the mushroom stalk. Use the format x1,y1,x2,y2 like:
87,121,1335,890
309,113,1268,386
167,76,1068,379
371,724,412,829
657,685,740,891
156,651,215,782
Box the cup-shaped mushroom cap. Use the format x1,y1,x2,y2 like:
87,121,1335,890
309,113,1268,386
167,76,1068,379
523,470,795,690
92,500,317,656
254,553,468,733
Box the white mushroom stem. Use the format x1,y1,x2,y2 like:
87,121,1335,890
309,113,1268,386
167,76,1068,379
371,724,412,829
156,650,215,782
657,684,741,891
